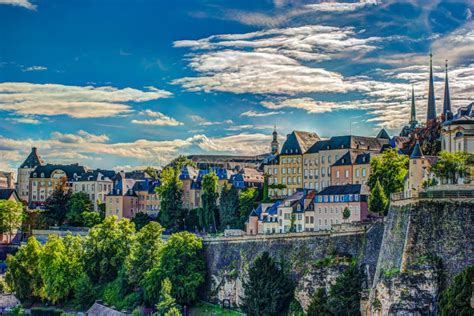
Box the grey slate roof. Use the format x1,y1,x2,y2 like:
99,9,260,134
316,184,367,196
376,128,390,140
30,164,87,180
86,302,128,316
0,189,19,201
307,135,388,154
281,131,320,155
410,141,424,159
20,147,44,169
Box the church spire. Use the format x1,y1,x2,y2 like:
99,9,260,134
426,53,437,123
271,125,279,154
409,84,417,126
443,59,452,121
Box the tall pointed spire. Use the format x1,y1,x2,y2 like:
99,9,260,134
427,53,437,122
409,84,417,126
443,59,451,121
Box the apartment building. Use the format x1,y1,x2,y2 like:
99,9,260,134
331,152,371,186
72,170,115,211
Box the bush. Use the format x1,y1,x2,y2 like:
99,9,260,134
439,266,474,316
30,307,64,316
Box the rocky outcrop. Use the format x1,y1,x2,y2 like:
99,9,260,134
203,224,384,309
368,201,474,315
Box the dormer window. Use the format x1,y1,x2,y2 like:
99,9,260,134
33,173,37,177
41,173,44,178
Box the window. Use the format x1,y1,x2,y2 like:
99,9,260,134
345,170,349,178
336,170,340,178
321,156,325,163
328,155,332,164
356,169,360,177
362,168,366,177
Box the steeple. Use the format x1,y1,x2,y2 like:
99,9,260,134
409,84,418,126
410,141,424,159
19,147,44,169
442,59,452,121
426,53,437,123
271,125,279,154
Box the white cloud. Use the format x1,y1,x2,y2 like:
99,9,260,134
188,114,233,126
305,0,378,12
7,117,41,124
23,66,47,72
132,109,183,126
240,110,284,117
0,0,36,10
0,130,274,169
0,82,172,119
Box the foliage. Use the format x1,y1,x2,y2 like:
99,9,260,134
144,232,205,306
145,166,160,180
432,151,472,184
190,302,244,316
7,305,26,316
132,212,152,230
156,157,193,231
288,298,303,315
126,221,164,286
307,288,330,316
200,172,219,232
382,267,400,279
73,273,98,309
21,209,48,233
368,180,389,215
0,276,11,294
240,252,294,316
342,206,351,219
30,307,64,316
44,178,72,226
5,237,44,301
154,278,177,316
219,185,239,229
97,202,106,220
84,216,136,284
102,271,141,311
439,266,474,316
81,211,101,227
289,213,296,232
238,188,259,228
164,307,181,316
422,177,438,188
326,263,363,316
368,148,408,197
38,234,84,303
66,192,93,226
0,200,23,242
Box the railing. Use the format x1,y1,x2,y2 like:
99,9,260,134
391,188,474,202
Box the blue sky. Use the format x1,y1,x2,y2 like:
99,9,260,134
1,0,473,171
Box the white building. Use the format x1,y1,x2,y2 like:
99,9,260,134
441,103,474,153
72,170,115,211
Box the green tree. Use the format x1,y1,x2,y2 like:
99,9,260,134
143,232,205,306
66,192,93,226
157,157,193,231
0,200,24,243
368,180,389,215
38,234,84,303
144,166,159,180
81,211,101,227
238,188,258,228
44,178,72,226
327,263,363,316
73,273,98,309
343,207,351,220
432,151,472,184
132,212,151,230
368,148,408,197
97,202,106,220
5,237,44,301
439,266,474,316
240,252,294,316
307,288,330,316
200,172,219,232
154,278,177,316
84,216,135,284
125,221,164,286
219,185,239,229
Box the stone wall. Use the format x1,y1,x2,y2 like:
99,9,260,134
202,223,384,309
368,201,474,315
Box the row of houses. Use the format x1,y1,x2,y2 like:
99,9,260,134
9,148,265,220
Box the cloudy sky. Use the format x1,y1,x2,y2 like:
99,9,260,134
1,0,473,172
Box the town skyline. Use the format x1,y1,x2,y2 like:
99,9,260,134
1,0,474,172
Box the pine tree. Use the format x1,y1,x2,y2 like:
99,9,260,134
219,185,239,229
241,252,294,316
369,179,389,215
307,288,330,316
327,263,363,316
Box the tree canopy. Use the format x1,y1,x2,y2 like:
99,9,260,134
200,172,219,232
240,251,294,316
432,151,472,184
368,179,389,215
219,185,239,229
439,266,474,316
368,148,408,197
66,192,93,226
0,200,23,242
44,178,72,226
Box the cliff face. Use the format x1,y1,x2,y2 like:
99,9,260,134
202,201,473,313
368,201,474,315
203,224,384,309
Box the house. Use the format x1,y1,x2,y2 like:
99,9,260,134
28,163,87,208
331,152,372,186
0,189,20,202
86,301,128,316
313,184,369,231
72,169,115,211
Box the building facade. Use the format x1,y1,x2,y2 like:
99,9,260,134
0,171,14,189
72,170,115,211
17,147,44,203
441,103,474,153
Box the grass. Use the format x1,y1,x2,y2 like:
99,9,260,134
189,302,245,316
